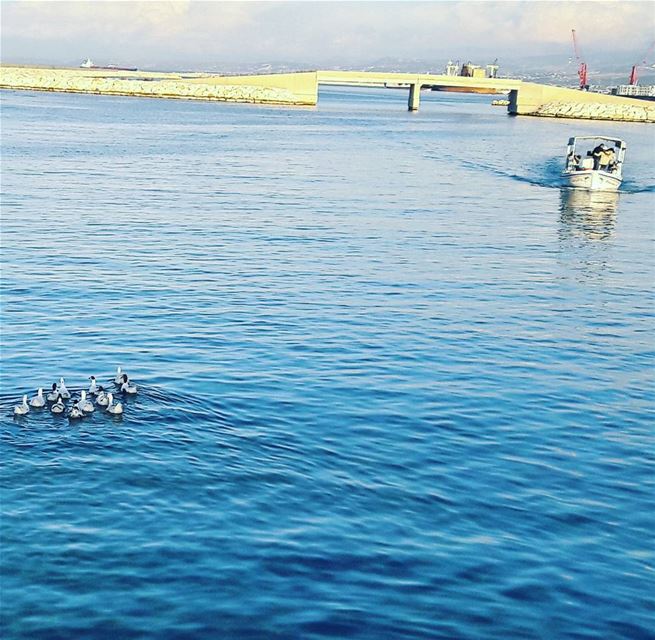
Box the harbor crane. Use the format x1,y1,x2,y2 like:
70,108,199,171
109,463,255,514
571,29,589,90
628,41,655,85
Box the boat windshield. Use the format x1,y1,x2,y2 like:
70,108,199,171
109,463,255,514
566,139,623,174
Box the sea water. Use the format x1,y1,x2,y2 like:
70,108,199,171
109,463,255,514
1,87,654,639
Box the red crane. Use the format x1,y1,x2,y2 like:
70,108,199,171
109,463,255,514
571,29,588,90
629,41,655,85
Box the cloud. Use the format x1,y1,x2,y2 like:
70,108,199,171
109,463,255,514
1,1,654,68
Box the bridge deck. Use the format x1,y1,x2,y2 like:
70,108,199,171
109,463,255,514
316,70,521,93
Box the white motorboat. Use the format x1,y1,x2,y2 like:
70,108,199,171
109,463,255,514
562,136,626,191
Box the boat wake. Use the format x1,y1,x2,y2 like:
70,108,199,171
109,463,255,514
450,157,654,194
620,181,655,194
458,158,564,189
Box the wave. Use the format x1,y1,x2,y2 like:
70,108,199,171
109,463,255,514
0,382,231,432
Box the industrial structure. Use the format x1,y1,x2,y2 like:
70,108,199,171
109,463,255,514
628,41,655,85
571,29,589,91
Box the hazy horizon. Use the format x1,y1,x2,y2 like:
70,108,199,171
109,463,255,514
2,1,654,73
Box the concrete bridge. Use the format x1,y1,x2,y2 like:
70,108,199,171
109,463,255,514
315,70,521,111
2,65,653,122
223,70,653,121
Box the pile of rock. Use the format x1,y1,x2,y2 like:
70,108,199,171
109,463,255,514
533,100,655,123
0,66,301,105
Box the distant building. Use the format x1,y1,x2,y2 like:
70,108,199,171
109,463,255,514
445,60,499,79
444,60,459,76
486,63,499,79
612,84,655,100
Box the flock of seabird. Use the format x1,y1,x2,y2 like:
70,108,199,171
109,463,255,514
13,367,137,420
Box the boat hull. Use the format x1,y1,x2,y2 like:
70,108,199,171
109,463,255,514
562,170,622,192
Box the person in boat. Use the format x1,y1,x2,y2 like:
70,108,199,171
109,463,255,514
592,143,607,170
599,147,615,171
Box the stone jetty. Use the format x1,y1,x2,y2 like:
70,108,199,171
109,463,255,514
0,65,317,106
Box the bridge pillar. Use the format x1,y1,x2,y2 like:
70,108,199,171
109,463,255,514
508,89,519,115
408,83,420,111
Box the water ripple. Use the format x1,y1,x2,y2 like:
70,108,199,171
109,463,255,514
1,88,654,639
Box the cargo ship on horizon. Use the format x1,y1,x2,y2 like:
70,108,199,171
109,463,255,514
80,58,138,72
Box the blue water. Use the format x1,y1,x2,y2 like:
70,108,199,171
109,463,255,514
1,87,654,639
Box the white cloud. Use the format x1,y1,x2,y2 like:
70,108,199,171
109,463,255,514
1,1,653,68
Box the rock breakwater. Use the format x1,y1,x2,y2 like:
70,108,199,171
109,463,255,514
0,65,314,106
533,99,655,122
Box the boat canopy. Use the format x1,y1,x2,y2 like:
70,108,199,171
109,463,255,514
562,135,627,191
567,136,626,149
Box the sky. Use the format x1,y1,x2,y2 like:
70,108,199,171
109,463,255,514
1,1,654,71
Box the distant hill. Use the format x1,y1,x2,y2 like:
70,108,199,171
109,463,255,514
55,52,655,88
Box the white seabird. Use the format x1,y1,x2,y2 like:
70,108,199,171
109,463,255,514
120,374,138,395
69,404,84,420
95,388,109,407
88,376,98,395
106,393,123,415
51,396,66,414
58,377,71,400
78,390,95,413
29,388,46,408
47,383,59,402
14,395,30,416
114,367,124,384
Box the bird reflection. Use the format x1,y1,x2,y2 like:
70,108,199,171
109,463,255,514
559,188,618,241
